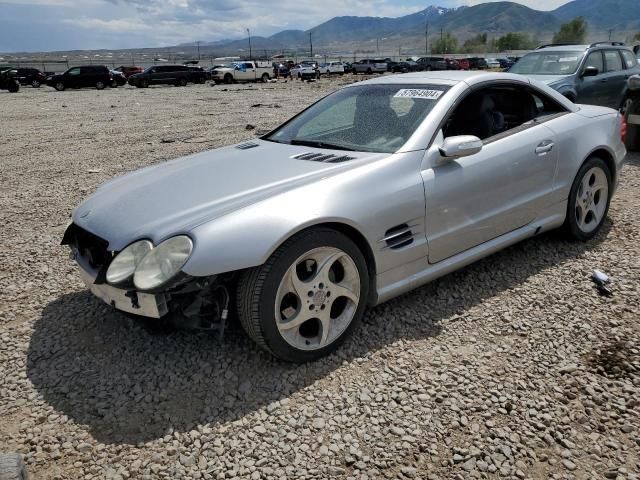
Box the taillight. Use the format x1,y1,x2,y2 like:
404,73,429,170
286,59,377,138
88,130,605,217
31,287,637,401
621,114,627,142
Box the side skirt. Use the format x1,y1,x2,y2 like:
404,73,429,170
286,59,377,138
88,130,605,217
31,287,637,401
373,201,566,305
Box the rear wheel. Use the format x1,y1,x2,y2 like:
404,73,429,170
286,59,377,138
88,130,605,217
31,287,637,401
178,77,188,87
0,453,28,480
31,80,40,88
140,79,149,88
261,73,270,83
237,228,369,362
563,157,611,241
54,81,65,91
95,81,105,90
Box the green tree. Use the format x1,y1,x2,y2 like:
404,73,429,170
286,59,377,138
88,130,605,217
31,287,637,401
553,17,587,44
462,33,488,53
632,32,640,42
432,32,459,54
495,32,536,51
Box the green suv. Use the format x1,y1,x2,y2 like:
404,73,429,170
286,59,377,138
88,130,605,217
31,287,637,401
509,42,640,111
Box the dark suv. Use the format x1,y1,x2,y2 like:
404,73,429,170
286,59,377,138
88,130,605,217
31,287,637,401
11,68,47,88
46,66,112,91
509,42,640,110
417,57,447,71
128,65,191,88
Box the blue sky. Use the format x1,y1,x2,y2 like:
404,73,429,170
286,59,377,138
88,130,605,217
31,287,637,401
0,0,570,53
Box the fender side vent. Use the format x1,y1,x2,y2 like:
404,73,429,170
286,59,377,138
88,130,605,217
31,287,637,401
236,142,259,150
383,224,414,250
293,152,355,163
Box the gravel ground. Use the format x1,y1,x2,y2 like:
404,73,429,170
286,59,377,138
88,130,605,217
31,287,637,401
0,77,639,480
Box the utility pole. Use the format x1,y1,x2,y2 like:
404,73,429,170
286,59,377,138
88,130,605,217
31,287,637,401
425,21,429,55
246,28,252,60
609,29,614,41
309,31,313,58
377,38,379,56
196,41,201,60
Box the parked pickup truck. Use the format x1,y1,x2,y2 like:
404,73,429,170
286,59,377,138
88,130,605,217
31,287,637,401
210,61,272,84
352,59,387,74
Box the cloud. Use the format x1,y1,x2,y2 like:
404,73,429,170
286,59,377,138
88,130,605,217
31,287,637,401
0,0,571,52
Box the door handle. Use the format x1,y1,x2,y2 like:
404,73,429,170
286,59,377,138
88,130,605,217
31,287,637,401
535,141,554,155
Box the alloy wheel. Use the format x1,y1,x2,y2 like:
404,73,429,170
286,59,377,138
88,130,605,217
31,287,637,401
575,166,609,234
274,247,360,351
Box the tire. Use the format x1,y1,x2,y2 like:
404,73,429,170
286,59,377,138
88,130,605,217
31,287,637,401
140,79,149,88
261,73,270,83
426,66,432,71
367,68,373,74
96,81,105,90
7,81,19,93
31,80,40,88
178,77,187,87
0,453,28,480
54,82,65,91
224,74,233,84
237,228,370,362
111,80,118,88
563,157,612,241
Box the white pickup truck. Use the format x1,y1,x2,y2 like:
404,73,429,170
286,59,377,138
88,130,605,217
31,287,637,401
211,61,272,84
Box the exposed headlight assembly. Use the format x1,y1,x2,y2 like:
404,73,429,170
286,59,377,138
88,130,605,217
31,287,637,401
133,235,193,290
106,239,153,284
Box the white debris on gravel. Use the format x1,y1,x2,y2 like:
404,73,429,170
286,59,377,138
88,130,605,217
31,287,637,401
0,78,639,480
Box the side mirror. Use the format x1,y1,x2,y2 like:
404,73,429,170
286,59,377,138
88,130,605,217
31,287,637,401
582,66,599,77
439,135,483,159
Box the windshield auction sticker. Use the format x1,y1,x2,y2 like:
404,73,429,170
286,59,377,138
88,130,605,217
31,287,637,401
394,89,444,100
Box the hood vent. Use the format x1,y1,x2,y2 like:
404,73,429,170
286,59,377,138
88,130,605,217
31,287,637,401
382,224,415,250
293,152,356,163
236,142,259,150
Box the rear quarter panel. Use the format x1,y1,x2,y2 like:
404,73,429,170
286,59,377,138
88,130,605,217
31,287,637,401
543,107,625,204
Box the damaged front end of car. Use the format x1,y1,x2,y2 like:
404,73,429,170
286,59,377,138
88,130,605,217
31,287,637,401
61,222,232,337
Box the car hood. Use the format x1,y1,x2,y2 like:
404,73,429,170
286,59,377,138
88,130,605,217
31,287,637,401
522,74,571,86
73,140,379,251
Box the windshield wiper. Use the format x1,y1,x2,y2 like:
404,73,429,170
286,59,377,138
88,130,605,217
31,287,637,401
289,139,356,151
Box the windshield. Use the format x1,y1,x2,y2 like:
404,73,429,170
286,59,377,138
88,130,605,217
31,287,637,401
265,84,449,153
510,50,584,75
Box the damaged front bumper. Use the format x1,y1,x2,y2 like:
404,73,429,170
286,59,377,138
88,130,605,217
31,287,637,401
73,250,168,318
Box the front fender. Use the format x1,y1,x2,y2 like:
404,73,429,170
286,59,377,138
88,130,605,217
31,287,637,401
181,152,428,278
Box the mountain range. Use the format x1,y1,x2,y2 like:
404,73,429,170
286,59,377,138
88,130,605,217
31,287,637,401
198,0,640,55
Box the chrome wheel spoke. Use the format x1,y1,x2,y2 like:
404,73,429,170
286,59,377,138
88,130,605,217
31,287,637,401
319,310,332,346
278,308,315,331
329,281,359,303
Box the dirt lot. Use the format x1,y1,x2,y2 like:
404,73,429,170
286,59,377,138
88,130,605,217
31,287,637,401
0,77,639,480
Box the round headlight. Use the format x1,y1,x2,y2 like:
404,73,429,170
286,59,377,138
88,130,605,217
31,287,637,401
133,235,193,290
106,240,153,285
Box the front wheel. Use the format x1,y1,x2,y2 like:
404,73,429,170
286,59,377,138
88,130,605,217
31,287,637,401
178,77,188,87
31,80,41,88
563,157,611,241
54,82,65,91
237,228,369,362
96,81,105,90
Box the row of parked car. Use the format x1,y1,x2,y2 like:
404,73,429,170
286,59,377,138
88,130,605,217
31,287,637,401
347,56,516,74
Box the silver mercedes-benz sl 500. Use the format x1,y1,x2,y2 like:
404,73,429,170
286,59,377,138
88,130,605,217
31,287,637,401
63,71,627,362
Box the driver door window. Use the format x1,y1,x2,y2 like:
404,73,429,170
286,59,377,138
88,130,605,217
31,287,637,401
67,68,81,76
584,51,604,74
